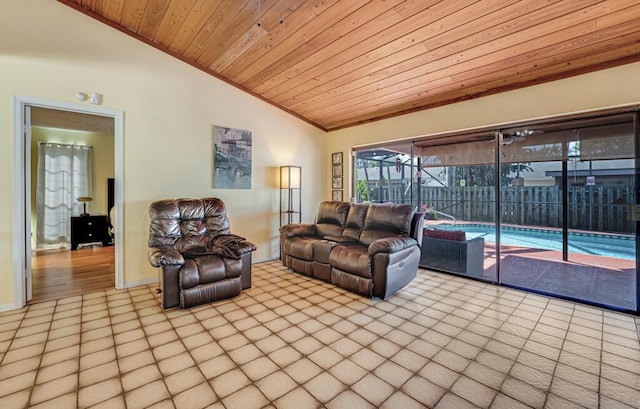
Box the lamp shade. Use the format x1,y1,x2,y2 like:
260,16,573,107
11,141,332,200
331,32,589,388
77,196,93,217
280,166,301,189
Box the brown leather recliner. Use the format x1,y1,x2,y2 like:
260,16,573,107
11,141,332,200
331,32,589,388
148,198,256,309
280,201,424,299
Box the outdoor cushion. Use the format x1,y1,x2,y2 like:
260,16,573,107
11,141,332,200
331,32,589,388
423,228,466,241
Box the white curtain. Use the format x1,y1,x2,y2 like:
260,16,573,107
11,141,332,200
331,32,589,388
36,143,92,248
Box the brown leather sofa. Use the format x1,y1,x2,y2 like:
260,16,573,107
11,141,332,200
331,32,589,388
280,201,424,299
147,198,256,309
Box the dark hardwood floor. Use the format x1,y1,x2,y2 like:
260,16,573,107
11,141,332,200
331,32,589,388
30,245,115,304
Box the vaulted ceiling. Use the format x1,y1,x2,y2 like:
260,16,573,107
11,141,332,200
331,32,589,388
58,0,640,131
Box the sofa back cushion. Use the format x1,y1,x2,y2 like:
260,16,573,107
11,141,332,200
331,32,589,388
342,203,369,240
148,198,230,253
360,203,415,246
315,201,350,238
423,228,466,241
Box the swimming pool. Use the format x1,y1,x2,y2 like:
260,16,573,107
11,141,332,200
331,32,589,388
434,224,636,260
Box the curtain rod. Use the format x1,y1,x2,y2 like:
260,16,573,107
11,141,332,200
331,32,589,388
39,142,93,149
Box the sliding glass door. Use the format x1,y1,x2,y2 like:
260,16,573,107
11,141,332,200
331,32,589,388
499,114,637,310
354,142,417,207
351,111,639,312
414,134,498,282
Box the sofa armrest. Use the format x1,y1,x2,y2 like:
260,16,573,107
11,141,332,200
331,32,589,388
369,236,417,255
279,223,317,238
410,212,425,242
148,247,185,267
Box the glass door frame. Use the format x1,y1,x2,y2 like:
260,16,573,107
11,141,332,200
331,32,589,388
351,108,640,315
635,111,640,313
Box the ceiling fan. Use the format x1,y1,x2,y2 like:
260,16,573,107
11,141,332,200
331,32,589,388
500,129,543,145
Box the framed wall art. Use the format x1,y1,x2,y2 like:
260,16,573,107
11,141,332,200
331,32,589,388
213,125,252,189
331,152,344,202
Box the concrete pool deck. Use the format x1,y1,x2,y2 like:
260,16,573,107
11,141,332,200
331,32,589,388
423,221,636,311
483,243,636,310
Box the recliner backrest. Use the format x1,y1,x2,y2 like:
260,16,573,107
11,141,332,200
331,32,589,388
148,198,230,253
359,203,415,246
315,201,350,238
342,203,369,240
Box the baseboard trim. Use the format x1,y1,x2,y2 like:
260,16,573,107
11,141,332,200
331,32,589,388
253,257,279,264
123,277,158,289
0,303,21,313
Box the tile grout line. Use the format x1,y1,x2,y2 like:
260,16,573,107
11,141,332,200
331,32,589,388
540,296,574,409
110,288,133,408
28,300,55,408
180,303,222,405
2,263,640,408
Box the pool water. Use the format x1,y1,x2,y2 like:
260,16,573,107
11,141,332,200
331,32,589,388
435,224,636,260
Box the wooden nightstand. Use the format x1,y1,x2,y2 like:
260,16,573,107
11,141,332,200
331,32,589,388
71,215,110,250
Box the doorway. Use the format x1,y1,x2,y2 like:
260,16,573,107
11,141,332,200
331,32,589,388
12,95,124,309
29,107,115,303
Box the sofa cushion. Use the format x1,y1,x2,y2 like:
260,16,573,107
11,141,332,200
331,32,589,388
342,203,368,240
148,198,232,252
284,236,316,261
315,201,350,238
317,223,344,239
329,244,371,278
424,228,466,241
195,255,228,284
360,203,415,246
316,201,350,225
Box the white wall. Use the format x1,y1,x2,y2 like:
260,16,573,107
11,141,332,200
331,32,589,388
0,0,325,307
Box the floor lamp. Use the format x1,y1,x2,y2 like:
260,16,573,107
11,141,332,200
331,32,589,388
280,166,301,225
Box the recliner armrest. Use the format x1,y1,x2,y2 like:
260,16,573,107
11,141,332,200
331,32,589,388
148,247,185,267
368,236,417,255
237,241,257,254
279,223,317,238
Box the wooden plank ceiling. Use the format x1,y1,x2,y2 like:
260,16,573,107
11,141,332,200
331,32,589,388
58,0,640,131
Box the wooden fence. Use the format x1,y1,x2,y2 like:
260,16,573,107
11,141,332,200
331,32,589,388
369,183,634,234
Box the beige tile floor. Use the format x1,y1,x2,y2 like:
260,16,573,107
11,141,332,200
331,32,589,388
1,261,639,408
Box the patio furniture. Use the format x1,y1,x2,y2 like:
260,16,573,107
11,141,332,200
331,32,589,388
419,229,484,277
